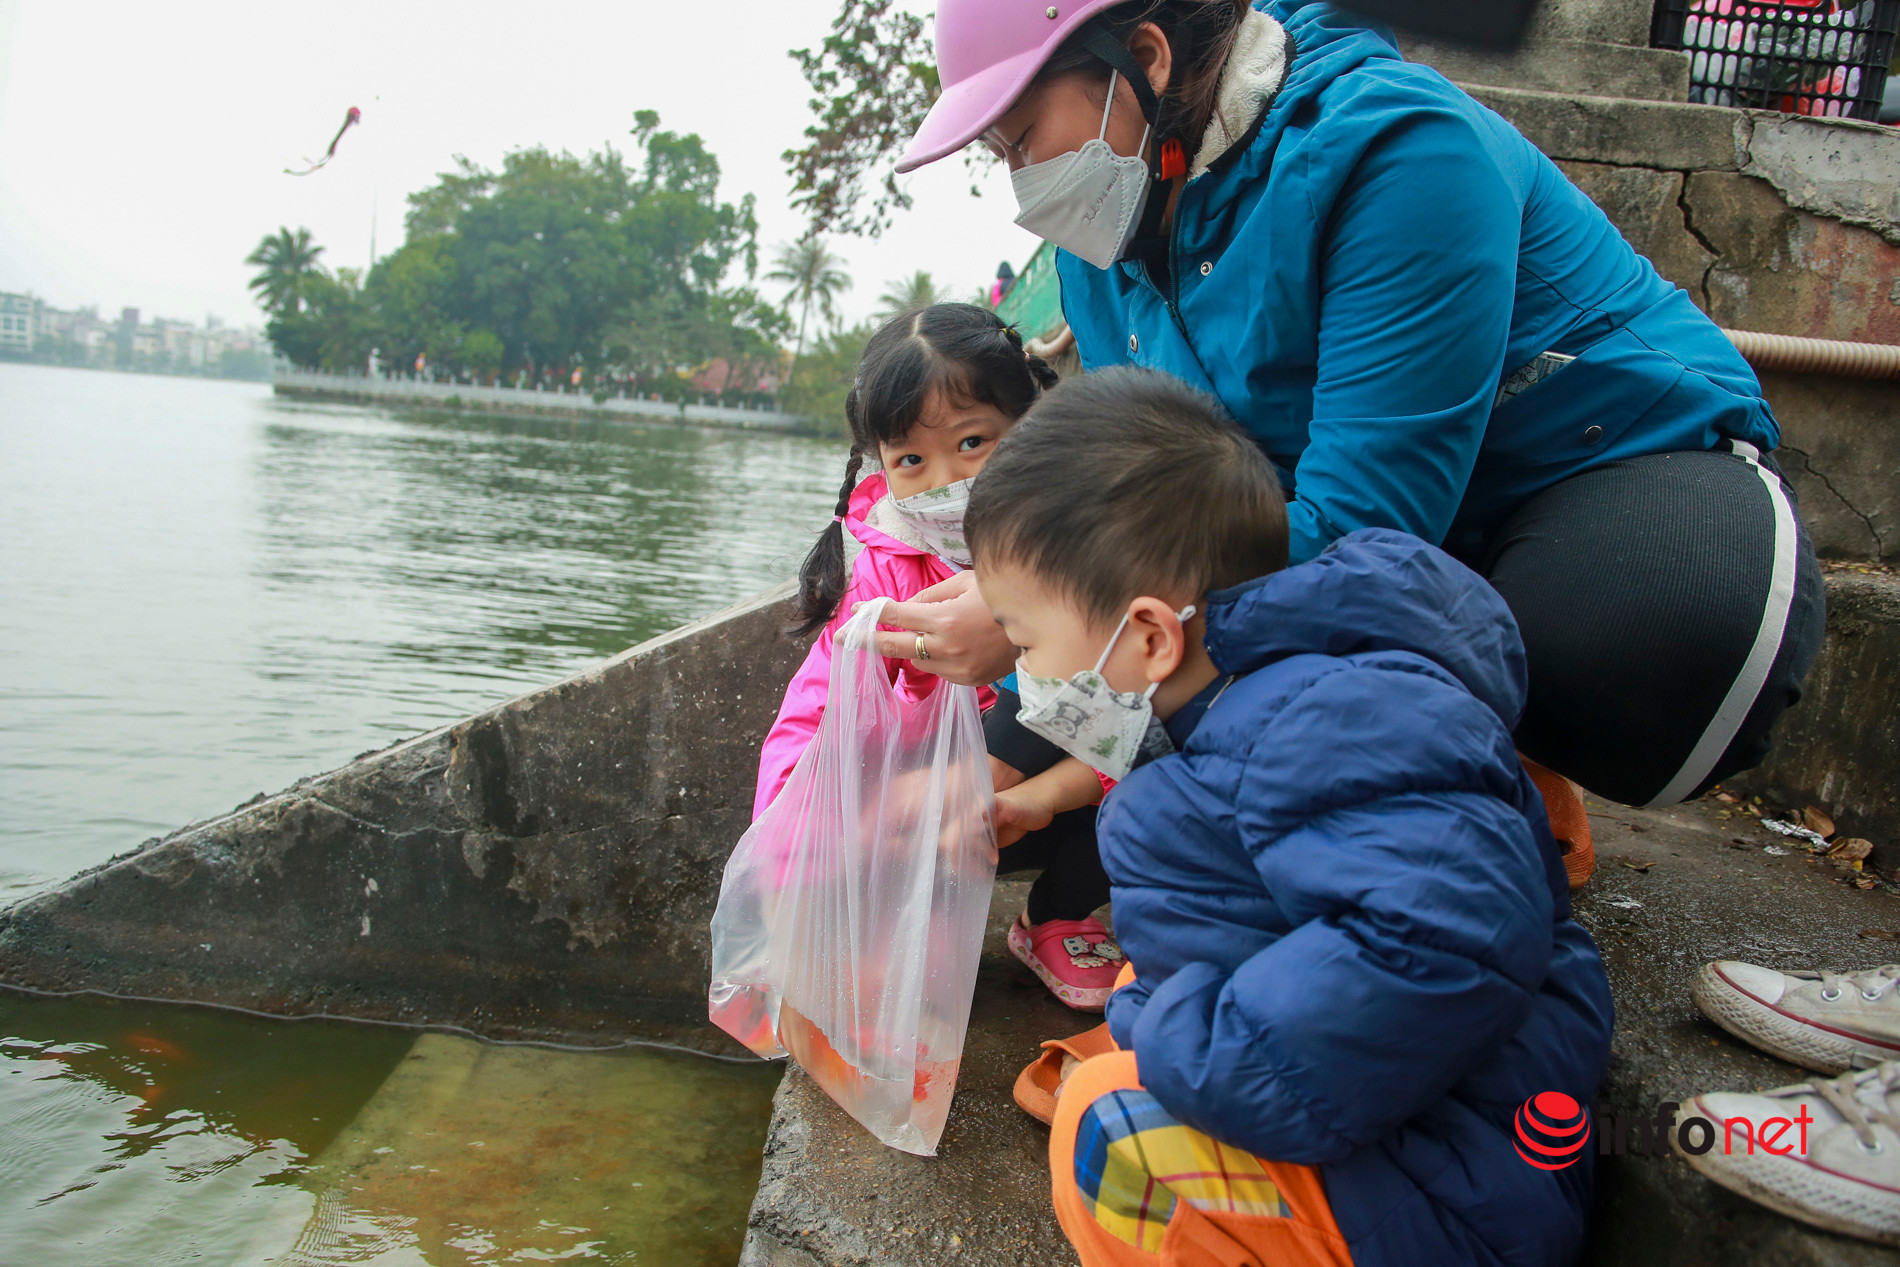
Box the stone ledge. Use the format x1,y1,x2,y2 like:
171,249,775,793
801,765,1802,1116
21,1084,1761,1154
0,583,809,1049
1730,569,1900,859
1466,83,1753,171
1744,114,1900,247
1405,37,1691,102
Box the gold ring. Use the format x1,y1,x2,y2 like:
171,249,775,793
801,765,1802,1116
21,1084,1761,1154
915,632,931,661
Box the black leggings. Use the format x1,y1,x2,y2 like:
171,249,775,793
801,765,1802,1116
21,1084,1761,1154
984,686,1111,924
1472,443,1826,807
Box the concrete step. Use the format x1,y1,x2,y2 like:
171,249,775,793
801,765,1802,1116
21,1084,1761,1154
1732,567,1900,863
745,798,1900,1266
1579,794,1900,1265
741,877,1080,1266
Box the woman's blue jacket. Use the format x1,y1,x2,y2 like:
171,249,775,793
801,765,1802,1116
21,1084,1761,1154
1057,0,1777,563
1102,530,1615,1266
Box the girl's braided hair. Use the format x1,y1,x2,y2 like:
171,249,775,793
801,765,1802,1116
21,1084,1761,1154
791,302,1057,637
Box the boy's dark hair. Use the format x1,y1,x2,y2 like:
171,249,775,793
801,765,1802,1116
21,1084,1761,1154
965,366,1288,621
791,303,1058,637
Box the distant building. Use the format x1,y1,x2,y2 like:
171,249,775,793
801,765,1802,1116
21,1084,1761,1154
0,292,32,354
2,294,264,378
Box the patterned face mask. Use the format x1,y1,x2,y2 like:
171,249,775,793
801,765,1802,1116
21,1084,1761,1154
1014,604,1197,782
889,477,974,568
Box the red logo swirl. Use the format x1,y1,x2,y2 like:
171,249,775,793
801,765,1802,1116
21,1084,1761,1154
1514,1091,1590,1170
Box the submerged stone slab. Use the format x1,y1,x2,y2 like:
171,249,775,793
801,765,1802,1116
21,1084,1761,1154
0,584,810,1051
285,1032,779,1264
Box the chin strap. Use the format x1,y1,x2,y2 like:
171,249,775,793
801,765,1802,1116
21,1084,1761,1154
1077,22,1178,261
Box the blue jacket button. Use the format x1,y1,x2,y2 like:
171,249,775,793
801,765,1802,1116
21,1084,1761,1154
1128,334,1139,355
1583,425,1604,444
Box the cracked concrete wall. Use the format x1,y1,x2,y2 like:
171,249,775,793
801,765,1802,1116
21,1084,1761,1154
1444,83,1900,563
1553,158,1900,561
0,583,811,1051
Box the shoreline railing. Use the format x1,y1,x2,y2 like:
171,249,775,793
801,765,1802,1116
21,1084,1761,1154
272,367,810,430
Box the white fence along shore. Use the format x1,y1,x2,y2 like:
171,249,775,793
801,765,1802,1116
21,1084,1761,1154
273,368,809,431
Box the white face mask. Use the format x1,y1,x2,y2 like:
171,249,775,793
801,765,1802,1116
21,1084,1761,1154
1009,71,1152,271
889,477,974,568
1015,603,1196,781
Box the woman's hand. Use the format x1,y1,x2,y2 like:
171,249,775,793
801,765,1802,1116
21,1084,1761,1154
841,571,1017,687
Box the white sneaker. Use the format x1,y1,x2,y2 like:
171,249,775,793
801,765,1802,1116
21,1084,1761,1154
1676,1063,1900,1246
1694,961,1900,1074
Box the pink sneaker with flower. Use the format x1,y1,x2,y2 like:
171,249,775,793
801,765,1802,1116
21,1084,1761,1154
1007,913,1124,1011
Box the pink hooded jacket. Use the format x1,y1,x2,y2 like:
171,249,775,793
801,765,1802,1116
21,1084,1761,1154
753,471,997,819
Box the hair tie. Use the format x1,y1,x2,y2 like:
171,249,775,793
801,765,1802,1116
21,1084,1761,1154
832,515,845,523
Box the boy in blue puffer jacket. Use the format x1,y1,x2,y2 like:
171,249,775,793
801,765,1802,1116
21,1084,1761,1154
965,366,1614,1267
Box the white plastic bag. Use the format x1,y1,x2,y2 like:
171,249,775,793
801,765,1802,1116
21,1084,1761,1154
708,599,997,1155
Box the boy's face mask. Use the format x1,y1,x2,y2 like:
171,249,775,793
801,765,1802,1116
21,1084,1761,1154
1010,71,1152,271
889,477,974,568
1015,603,1196,781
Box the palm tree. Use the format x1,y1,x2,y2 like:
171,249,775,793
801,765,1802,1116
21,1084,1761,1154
765,237,852,370
873,270,943,321
245,227,326,317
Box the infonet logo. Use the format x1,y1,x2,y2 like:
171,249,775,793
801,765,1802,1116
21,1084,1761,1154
1514,1092,1591,1169
1515,1093,1819,1169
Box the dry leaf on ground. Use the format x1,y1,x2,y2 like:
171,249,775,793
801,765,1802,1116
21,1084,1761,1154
1803,805,1837,839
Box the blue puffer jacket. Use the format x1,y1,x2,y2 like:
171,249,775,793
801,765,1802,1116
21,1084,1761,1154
1101,531,1614,1267
1060,0,1777,564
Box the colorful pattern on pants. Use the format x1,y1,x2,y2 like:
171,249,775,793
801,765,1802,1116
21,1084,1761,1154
1075,1085,1294,1251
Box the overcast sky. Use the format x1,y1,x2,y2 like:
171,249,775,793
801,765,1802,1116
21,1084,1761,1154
0,1,1039,331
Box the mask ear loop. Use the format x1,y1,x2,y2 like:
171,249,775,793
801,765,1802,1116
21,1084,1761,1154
1096,71,1152,158
1094,603,1199,700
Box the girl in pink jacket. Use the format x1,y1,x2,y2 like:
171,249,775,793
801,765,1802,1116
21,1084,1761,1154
754,303,1125,1012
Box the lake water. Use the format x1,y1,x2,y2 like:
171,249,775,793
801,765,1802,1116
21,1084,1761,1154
0,363,842,1264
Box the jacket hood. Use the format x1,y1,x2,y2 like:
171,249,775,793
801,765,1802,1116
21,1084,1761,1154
1203,528,1528,728
1180,2,1400,201
1260,1,1402,134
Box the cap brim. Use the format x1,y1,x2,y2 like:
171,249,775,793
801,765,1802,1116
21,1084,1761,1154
895,46,1047,174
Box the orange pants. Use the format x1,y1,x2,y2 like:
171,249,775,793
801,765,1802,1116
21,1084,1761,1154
1049,1048,1355,1267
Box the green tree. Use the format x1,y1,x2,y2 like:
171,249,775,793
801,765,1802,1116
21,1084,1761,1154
463,330,504,383
245,227,326,316
361,233,461,371
874,270,943,320
766,237,852,370
782,320,874,436
256,110,770,385
265,267,371,371
784,1,940,238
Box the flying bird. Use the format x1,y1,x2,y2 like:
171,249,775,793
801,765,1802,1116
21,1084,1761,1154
285,106,361,176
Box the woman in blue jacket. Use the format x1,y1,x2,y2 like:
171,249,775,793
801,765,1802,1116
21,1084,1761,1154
878,0,1823,812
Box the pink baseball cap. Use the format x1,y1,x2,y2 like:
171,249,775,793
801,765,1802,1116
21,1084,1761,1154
895,0,1131,173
